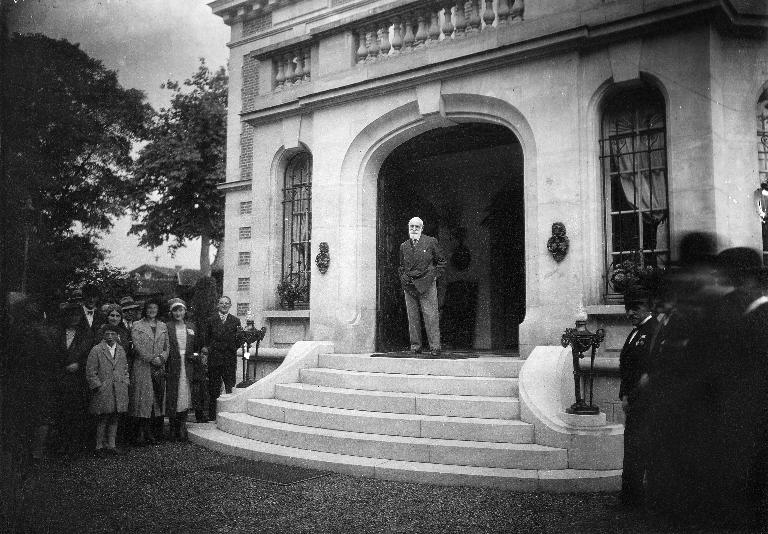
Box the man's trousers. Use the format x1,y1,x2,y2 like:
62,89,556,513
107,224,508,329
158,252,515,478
404,281,441,351
207,360,235,418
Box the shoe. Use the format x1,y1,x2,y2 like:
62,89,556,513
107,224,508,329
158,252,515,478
94,448,107,457
429,350,442,359
104,447,125,456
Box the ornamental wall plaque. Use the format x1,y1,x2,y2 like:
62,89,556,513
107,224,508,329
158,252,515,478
547,222,569,262
315,242,330,274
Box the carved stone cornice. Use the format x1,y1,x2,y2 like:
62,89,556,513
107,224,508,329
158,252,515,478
209,0,303,25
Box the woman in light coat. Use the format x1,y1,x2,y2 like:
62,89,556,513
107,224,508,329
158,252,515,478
86,325,130,455
129,298,168,444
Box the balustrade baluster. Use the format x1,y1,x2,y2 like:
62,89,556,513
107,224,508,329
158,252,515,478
441,4,454,38
357,29,368,63
497,0,510,24
303,49,311,80
402,15,415,51
391,18,403,54
274,58,285,89
511,0,524,20
454,1,467,37
365,29,376,60
482,0,495,29
466,0,481,33
379,26,391,57
284,53,296,84
414,11,428,47
294,50,304,81
368,26,380,59
427,10,441,44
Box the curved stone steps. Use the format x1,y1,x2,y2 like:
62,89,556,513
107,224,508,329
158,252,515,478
246,398,534,443
274,383,520,419
188,423,622,492
217,412,566,470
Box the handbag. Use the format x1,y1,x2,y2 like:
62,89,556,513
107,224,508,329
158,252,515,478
151,364,166,405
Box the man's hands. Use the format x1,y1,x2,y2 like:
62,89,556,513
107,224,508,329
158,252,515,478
151,357,162,367
621,395,629,412
65,363,79,373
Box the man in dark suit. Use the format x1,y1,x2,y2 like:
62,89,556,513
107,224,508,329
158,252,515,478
618,291,659,507
398,216,446,358
76,284,105,337
202,296,241,420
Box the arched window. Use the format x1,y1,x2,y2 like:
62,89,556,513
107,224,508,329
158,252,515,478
600,84,670,296
757,90,768,260
281,151,312,306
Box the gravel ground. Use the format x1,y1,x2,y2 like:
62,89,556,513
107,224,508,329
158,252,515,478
7,440,767,534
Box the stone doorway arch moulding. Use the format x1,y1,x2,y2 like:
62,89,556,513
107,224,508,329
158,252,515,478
328,90,538,354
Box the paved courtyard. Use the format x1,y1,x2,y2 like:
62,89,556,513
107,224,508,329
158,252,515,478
7,436,763,533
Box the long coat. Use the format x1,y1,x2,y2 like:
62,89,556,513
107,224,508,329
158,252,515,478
618,316,660,402
129,319,168,418
165,320,201,414
56,324,92,417
86,341,129,414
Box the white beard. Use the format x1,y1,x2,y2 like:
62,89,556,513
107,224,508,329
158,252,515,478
409,230,422,241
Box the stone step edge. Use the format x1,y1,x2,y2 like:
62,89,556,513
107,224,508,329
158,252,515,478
248,397,530,427
219,412,558,452
277,383,521,404
302,368,519,382
319,354,522,377
188,423,621,493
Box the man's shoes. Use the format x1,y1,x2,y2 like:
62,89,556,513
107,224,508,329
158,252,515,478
410,348,422,354
429,350,442,359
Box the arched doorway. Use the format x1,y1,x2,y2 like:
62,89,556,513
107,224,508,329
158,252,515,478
376,122,525,352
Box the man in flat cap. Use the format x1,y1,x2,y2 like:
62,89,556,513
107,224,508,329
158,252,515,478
398,217,446,358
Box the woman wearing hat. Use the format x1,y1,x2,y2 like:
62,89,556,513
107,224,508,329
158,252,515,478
165,298,199,440
98,304,131,350
129,298,168,445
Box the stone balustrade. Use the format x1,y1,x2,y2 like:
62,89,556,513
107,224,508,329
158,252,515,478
355,0,524,64
272,47,312,91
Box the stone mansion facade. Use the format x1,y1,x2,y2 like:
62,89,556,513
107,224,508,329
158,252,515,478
210,0,768,357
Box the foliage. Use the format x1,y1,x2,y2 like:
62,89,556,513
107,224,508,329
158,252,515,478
128,59,227,275
188,276,221,324
4,34,151,298
66,263,139,305
608,253,665,295
277,276,306,308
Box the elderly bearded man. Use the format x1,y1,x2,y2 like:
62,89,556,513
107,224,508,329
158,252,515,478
399,217,446,358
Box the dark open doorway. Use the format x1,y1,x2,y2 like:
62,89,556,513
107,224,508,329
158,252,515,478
376,123,525,352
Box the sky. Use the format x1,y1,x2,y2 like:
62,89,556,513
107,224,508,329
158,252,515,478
8,0,231,270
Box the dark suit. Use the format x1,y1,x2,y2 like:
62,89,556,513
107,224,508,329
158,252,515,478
55,324,91,452
202,312,241,417
398,234,446,352
78,306,105,339
619,315,660,504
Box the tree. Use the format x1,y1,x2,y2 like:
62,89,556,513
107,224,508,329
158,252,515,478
4,33,152,297
129,60,227,277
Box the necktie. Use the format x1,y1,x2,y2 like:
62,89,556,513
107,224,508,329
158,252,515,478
411,239,417,248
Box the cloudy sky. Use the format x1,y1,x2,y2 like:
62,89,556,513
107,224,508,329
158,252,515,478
8,0,230,270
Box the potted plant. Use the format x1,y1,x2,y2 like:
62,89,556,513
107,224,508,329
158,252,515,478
277,276,305,310
608,253,665,295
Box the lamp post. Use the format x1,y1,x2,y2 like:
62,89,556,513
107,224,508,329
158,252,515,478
235,312,267,388
561,317,605,415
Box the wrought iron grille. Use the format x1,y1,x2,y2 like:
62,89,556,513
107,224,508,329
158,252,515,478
600,86,670,294
757,90,768,261
281,152,312,306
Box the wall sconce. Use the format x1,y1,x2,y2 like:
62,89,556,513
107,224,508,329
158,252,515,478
315,242,330,274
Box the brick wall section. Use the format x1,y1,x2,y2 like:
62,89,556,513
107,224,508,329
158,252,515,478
243,13,272,36
240,123,254,181
242,54,260,113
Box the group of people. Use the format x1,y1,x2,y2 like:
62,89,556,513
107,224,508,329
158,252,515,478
4,286,243,462
618,234,768,529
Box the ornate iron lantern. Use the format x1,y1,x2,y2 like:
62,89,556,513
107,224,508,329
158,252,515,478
235,312,267,388
561,318,605,415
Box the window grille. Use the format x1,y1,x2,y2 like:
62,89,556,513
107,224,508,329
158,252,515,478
281,152,312,307
236,303,249,316
239,201,252,215
238,251,251,265
237,277,250,291
757,90,768,261
600,85,670,294
239,226,252,239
